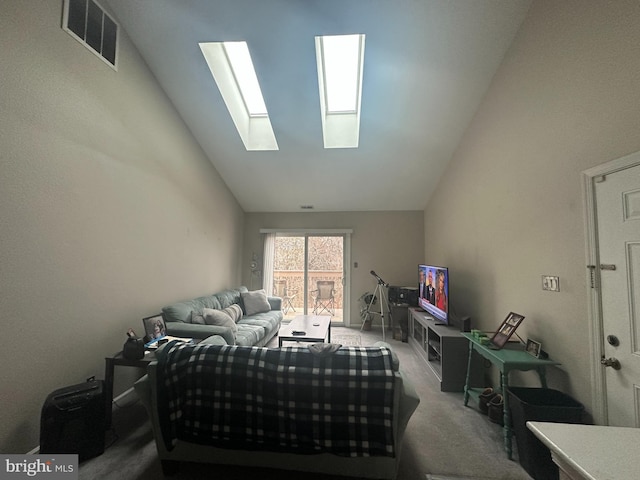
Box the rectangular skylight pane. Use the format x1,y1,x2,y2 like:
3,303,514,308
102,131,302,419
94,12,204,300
315,34,365,148
200,42,278,150
223,41,268,117
320,34,363,113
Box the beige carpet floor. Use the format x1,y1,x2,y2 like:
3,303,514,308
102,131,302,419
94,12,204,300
79,326,532,480
330,333,362,346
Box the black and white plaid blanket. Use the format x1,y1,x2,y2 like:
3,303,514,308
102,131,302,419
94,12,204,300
156,342,396,457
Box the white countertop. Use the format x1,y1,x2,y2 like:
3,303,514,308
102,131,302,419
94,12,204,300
527,421,640,480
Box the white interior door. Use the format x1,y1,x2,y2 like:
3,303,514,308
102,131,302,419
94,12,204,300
595,162,640,426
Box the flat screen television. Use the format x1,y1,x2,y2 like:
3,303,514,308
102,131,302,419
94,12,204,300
418,264,449,325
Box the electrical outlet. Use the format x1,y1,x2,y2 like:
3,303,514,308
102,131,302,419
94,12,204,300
542,275,560,292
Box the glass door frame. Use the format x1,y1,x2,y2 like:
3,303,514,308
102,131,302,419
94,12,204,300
261,228,352,326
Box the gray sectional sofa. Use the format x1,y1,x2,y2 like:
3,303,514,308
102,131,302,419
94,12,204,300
160,286,283,347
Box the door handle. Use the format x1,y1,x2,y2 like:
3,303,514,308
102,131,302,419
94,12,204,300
601,357,621,370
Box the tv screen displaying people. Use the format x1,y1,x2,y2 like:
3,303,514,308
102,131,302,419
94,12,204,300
418,264,449,324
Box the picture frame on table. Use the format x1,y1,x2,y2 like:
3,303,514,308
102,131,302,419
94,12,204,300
142,314,166,341
526,339,542,358
490,312,525,349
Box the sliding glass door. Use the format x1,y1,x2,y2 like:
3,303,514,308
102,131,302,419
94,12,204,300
306,235,343,322
265,231,349,325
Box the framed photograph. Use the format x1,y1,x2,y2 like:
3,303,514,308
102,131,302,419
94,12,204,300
526,339,542,358
490,312,525,349
142,314,166,341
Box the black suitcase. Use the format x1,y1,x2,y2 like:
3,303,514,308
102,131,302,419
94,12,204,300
40,379,105,462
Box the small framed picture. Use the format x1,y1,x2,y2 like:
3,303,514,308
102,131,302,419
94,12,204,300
142,314,166,341
490,312,525,349
526,339,542,358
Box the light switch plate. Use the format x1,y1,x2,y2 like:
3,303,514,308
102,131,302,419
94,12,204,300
542,275,560,292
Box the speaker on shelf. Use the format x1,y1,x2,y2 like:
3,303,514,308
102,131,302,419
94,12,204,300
40,379,106,462
388,286,419,305
388,286,399,303
404,288,419,306
460,316,471,332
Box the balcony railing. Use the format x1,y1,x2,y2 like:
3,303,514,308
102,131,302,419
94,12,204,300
273,270,343,309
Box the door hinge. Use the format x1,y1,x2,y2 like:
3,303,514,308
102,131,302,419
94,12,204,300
600,264,616,271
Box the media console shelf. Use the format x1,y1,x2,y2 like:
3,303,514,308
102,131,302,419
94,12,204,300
408,307,472,391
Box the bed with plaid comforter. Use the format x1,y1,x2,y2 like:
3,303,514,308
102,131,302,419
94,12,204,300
155,342,397,458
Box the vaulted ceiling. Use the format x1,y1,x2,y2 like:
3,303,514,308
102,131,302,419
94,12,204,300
105,0,531,212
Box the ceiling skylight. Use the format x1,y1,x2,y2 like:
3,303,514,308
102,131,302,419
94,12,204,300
321,35,362,113
315,34,365,148
223,42,268,117
199,41,278,151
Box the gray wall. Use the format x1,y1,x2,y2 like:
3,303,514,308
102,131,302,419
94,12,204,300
0,2,243,452
423,0,640,415
243,212,424,324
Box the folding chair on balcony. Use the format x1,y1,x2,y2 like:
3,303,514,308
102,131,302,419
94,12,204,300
312,280,335,316
273,280,296,314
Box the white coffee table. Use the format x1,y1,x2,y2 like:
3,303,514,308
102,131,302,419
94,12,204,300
278,315,331,347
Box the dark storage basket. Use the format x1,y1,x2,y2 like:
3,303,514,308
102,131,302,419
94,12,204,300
508,387,584,480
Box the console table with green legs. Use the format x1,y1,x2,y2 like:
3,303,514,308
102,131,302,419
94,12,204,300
461,333,561,460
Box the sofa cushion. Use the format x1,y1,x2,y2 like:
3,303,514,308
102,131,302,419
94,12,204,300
163,295,222,323
203,307,236,328
235,325,265,347
238,313,281,341
162,287,251,324
241,289,271,316
199,335,228,346
223,304,243,323
190,311,206,325
214,288,244,309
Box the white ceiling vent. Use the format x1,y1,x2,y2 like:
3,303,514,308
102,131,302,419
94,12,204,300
62,0,119,69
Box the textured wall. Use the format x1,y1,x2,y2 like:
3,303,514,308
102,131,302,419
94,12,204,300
0,1,243,452
423,0,640,416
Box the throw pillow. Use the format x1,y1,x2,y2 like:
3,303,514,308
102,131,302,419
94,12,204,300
202,308,238,338
308,343,342,357
241,289,271,316
190,310,206,325
223,304,243,323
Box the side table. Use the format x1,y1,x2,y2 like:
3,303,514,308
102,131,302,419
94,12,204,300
104,350,155,429
461,332,561,459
